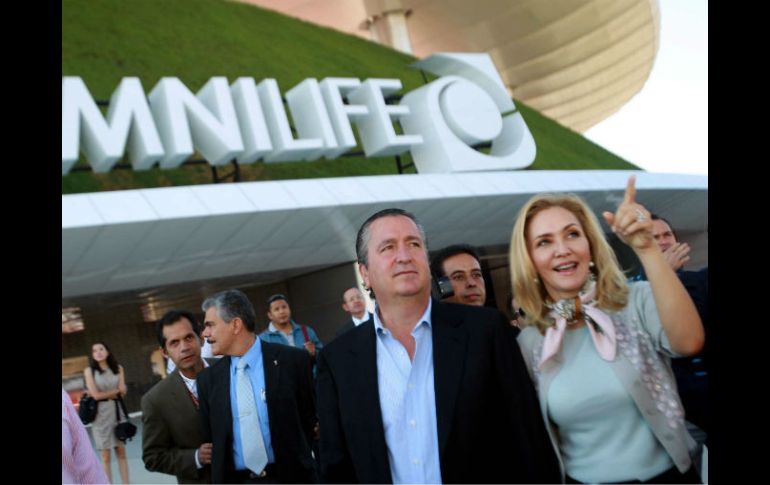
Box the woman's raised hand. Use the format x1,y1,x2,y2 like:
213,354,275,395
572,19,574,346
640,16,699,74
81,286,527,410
602,176,655,252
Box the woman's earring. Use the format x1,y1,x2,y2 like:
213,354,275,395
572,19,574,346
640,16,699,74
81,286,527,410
589,261,595,268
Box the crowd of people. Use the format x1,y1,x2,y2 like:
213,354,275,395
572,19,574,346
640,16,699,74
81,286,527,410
62,176,708,484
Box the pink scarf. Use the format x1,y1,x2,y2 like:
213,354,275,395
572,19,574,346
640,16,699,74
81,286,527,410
538,281,616,368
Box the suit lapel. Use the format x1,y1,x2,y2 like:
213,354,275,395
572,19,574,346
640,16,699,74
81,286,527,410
262,340,281,400
213,356,233,431
349,320,390,470
431,302,468,456
168,370,198,412
349,319,382,421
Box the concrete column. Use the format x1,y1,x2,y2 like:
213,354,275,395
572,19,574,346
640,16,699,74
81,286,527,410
380,9,413,54
362,0,413,54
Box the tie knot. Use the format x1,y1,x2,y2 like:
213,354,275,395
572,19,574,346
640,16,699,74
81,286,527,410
237,359,248,371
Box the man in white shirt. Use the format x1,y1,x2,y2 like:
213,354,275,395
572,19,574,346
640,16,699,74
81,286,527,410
142,310,213,483
316,208,560,483
334,287,373,338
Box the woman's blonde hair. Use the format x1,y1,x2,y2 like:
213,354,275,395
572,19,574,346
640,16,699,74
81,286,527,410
509,193,629,334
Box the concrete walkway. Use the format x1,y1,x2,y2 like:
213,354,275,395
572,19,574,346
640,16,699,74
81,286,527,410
87,413,175,484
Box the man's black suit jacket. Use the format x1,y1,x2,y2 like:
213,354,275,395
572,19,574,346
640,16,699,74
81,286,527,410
334,312,374,339
316,300,560,483
197,339,318,484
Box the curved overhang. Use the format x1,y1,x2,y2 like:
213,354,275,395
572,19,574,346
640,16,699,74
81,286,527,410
63,170,706,299
239,0,659,132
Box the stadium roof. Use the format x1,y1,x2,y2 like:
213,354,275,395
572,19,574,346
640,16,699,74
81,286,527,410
242,0,660,132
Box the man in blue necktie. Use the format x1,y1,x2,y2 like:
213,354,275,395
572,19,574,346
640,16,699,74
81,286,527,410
197,289,317,484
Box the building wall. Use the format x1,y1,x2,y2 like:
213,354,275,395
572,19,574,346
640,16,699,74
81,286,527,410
62,298,160,413
286,263,360,343
61,265,358,412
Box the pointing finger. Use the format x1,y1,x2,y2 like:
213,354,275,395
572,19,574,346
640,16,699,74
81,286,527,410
623,175,637,204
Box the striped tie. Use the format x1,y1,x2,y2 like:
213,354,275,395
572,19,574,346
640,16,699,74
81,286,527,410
236,359,268,474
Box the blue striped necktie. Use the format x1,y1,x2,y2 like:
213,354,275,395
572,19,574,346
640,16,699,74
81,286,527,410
236,359,267,474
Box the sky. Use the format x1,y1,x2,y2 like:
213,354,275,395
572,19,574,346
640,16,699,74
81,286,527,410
583,0,708,176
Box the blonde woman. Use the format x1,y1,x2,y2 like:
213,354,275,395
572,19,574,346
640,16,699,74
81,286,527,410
84,341,129,484
511,177,703,484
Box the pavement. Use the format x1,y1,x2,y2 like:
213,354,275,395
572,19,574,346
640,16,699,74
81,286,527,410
86,412,175,484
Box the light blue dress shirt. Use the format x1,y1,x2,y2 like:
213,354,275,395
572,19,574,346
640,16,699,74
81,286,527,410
230,338,275,470
374,299,442,484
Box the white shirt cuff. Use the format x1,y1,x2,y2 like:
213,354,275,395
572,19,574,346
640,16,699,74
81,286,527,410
194,448,203,469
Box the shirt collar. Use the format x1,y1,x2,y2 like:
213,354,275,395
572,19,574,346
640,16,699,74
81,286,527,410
268,321,298,334
178,358,209,385
231,336,262,370
351,313,370,325
373,299,432,336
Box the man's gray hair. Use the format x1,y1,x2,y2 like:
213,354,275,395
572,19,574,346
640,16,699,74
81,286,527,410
355,208,428,266
201,289,257,333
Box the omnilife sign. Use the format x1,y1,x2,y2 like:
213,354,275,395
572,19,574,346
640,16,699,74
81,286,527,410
62,53,535,175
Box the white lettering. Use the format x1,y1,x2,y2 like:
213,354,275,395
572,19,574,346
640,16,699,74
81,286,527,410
148,77,244,169
348,79,422,157
285,79,338,161
60,53,536,175
61,77,164,174
258,79,324,163
230,77,273,164
319,78,368,159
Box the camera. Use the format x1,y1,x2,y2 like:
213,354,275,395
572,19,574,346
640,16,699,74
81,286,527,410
432,276,455,300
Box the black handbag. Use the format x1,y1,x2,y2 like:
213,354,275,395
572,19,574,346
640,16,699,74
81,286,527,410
78,393,98,425
114,396,137,442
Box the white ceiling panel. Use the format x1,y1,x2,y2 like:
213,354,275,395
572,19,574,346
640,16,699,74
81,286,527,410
187,252,253,281
62,226,101,274
237,181,301,211
319,178,377,205
69,221,156,274
356,176,415,203
62,194,104,228
216,211,292,255
281,179,342,208
190,184,258,214
123,218,206,266
88,190,159,223
258,210,327,250
62,171,707,298
144,260,202,288
140,186,209,219
170,213,255,261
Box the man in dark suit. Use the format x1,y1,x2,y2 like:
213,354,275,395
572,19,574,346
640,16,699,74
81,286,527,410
334,287,374,338
317,208,560,484
142,309,213,484
198,289,317,484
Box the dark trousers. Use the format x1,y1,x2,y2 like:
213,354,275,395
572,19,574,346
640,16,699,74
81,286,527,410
228,464,280,484
566,465,701,484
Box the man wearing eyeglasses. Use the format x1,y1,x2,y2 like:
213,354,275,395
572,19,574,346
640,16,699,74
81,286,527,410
429,244,487,307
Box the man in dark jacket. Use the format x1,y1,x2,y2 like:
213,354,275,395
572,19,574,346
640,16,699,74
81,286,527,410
198,289,317,484
317,208,559,483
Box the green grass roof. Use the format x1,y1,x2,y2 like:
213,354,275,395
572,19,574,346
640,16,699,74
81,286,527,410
62,0,639,194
